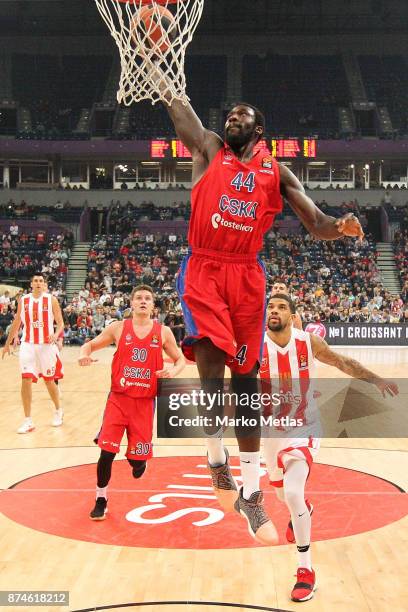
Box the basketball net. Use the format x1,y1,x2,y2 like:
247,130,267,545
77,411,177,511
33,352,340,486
94,0,204,106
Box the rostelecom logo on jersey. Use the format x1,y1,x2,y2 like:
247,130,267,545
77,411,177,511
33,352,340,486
211,213,253,233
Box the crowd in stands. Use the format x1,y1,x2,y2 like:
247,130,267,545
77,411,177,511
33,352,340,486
394,229,408,301
1,197,408,345
109,200,190,230
0,227,72,285
49,227,407,345
264,230,408,323
0,198,82,223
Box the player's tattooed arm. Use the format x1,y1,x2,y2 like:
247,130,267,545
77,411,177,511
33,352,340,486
78,321,120,366
310,334,399,398
279,164,364,241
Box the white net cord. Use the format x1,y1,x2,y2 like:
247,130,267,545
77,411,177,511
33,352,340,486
94,0,205,106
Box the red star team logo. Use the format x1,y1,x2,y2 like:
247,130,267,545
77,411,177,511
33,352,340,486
298,353,308,370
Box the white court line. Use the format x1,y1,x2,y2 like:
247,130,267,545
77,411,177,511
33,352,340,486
1,489,405,495
168,484,213,490
196,464,241,470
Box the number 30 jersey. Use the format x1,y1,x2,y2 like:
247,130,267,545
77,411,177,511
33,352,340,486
110,319,164,398
188,145,283,254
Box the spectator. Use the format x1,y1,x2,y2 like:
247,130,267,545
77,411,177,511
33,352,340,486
9,223,19,236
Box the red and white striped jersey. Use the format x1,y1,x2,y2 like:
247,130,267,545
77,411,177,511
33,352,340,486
259,328,318,431
20,292,54,344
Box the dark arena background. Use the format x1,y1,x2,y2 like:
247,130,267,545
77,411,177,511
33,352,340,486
0,1,407,611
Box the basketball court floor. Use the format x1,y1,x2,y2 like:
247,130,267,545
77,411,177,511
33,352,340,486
0,345,407,612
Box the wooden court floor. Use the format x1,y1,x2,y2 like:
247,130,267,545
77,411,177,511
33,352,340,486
0,346,407,612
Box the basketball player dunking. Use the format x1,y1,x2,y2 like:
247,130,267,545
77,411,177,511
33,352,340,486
78,285,185,520
153,74,365,541
1,272,64,433
260,294,398,601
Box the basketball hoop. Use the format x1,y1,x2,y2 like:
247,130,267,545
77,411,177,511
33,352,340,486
95,0,204,106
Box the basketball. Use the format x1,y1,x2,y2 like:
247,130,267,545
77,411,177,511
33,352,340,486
131,5,176,53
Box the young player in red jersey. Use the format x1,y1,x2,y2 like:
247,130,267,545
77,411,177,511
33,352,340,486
1,273,64,433
261,294,398,602
152,63,364,540
78,284,185,520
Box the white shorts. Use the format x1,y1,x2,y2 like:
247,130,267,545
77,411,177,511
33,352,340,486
19,342,64,382
263,436,320,488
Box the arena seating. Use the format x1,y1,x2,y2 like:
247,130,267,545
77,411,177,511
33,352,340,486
394,229,408,296
242,54,350,138
10,54,227,140
0,228,71,286
1,195,406,345
358,55,408,134
0,200,83,224
59,206,401,343
12,54,112,139
6,51,408,139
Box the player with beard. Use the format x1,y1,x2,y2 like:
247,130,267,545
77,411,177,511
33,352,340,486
271,280,303,329
155,81,364,543
260,294,398,601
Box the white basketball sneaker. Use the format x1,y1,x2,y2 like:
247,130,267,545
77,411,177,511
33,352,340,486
52,408,64,427
17,419,35,434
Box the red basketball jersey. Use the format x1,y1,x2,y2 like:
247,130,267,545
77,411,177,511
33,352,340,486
20,292,54,344
110,319,164,398
188,145,283,254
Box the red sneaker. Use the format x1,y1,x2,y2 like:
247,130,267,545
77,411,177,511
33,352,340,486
286,499,313,544
291,567,316,602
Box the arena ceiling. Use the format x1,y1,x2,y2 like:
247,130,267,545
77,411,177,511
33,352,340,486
0,0,407,36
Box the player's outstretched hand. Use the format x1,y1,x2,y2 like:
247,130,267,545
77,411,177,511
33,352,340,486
78,357,98,367
1,345,11,359
335,213,364,241
156,367,176,379
374,379,399,398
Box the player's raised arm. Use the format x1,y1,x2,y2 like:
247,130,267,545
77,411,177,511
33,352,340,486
78,321,121,366
279,164,364,241
310,334,399,398
167,97,222,158
156,325,186,379
1,299,22,358
146,59,222,162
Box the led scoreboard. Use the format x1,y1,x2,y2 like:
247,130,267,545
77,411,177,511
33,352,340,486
262,138,316,158
150,139,192,159
150,138,317,159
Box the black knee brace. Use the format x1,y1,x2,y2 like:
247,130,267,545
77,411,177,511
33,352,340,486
97,450,115,488
128,459,147,479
